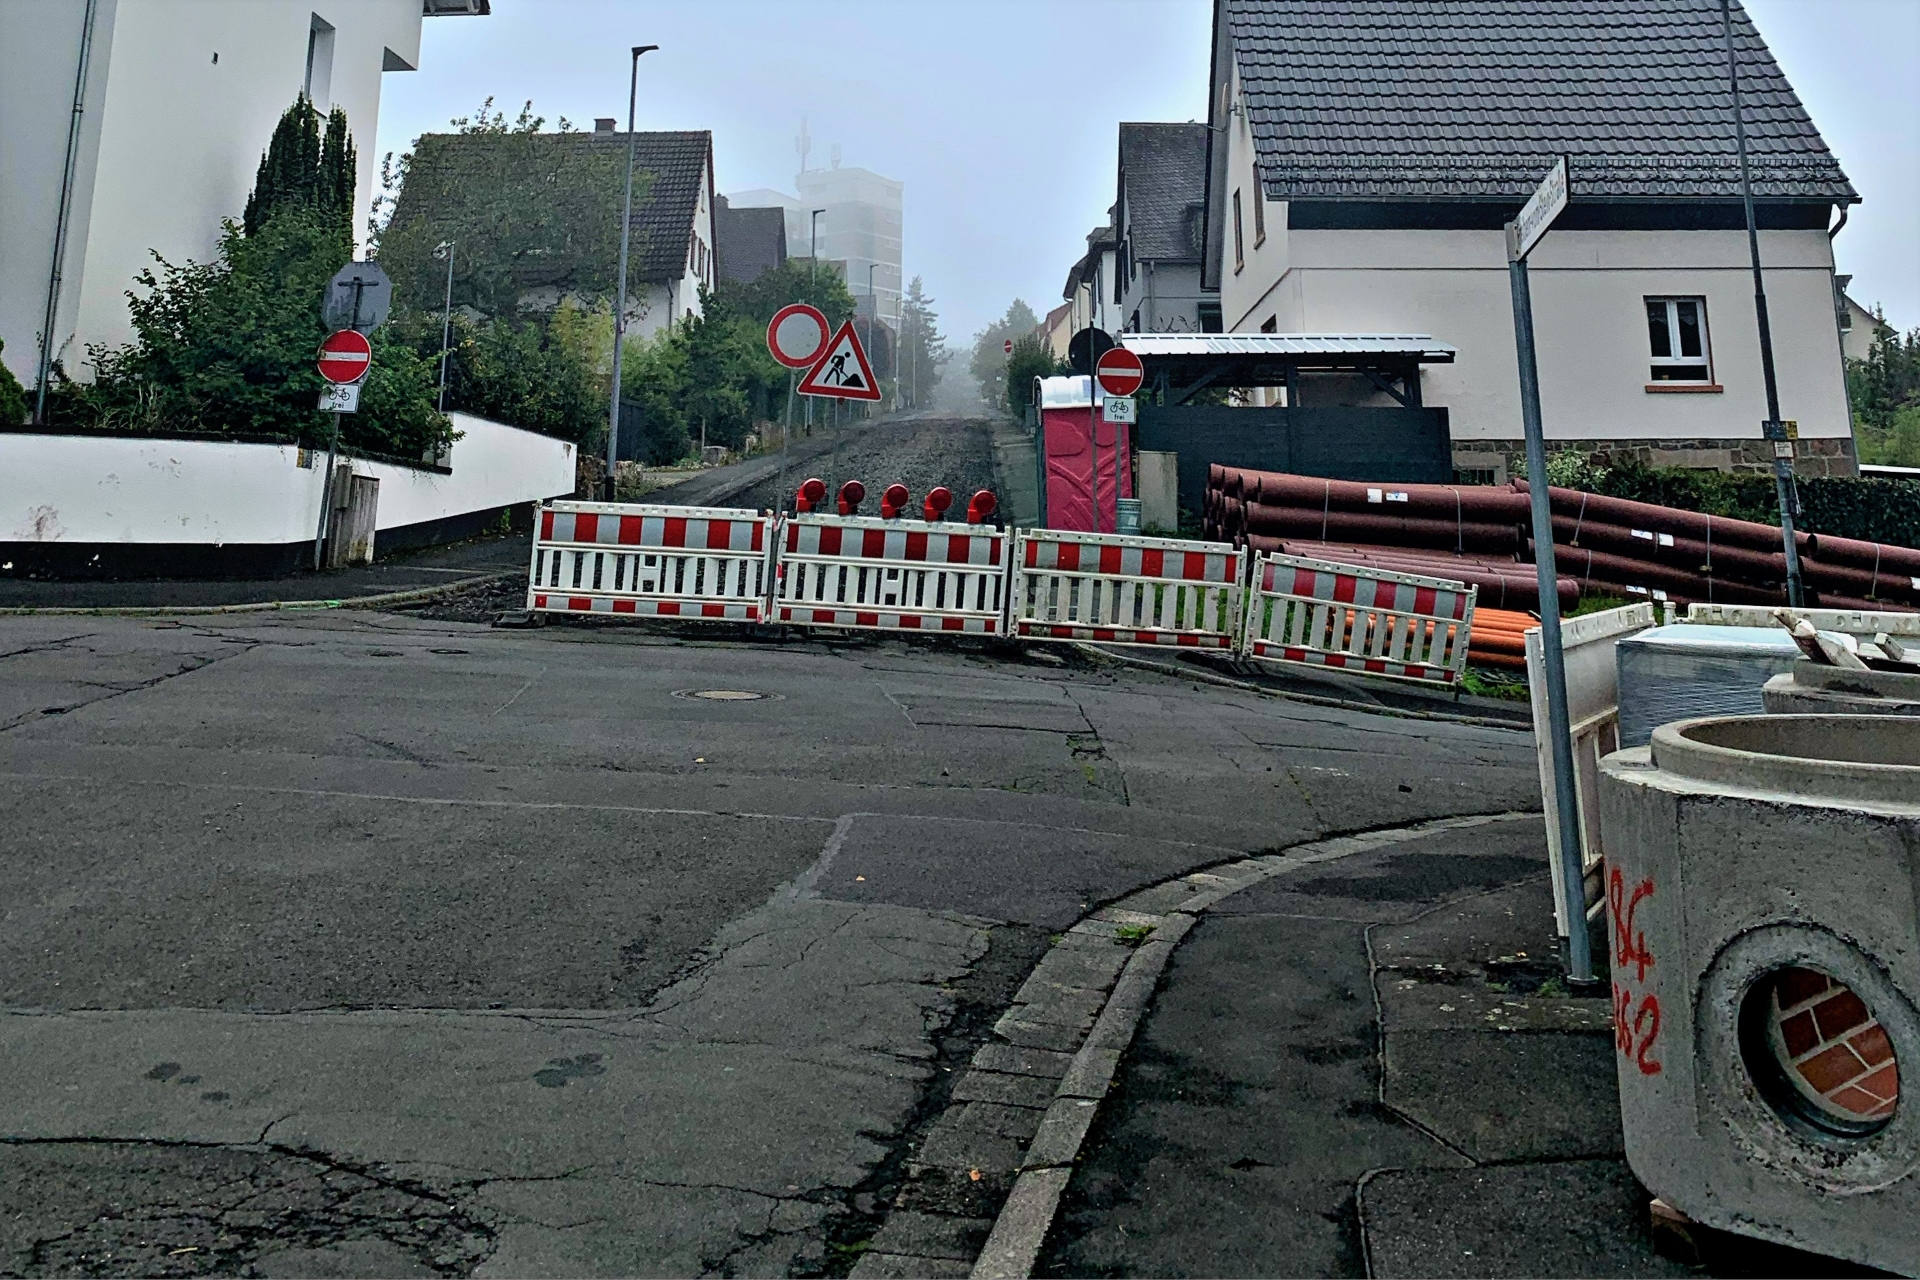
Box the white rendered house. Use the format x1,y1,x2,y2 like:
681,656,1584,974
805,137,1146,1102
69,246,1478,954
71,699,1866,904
1201,0,1861,479
0,0,485,402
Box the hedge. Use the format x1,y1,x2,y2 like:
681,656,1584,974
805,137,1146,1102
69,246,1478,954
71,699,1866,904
1581,463,1920,553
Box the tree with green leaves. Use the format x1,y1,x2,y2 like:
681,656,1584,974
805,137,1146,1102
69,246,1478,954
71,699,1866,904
372,99,641,320
243,97,355,236
896,277,948,411
1005,334,1066,421
1847,316,1920,467
969,299,1041,410
0,338,26,426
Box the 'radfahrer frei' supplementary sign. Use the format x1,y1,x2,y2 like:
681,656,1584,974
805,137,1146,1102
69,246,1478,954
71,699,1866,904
793,319,882,401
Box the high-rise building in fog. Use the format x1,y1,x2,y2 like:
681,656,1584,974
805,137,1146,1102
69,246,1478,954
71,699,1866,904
726,141,902,334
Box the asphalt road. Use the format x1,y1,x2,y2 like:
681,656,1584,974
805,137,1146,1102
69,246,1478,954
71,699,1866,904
0,611,1539,1276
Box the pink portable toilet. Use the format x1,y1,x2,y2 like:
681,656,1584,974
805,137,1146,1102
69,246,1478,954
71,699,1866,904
1039,375,1132,533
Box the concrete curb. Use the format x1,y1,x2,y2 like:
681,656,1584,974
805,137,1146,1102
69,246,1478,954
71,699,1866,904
1067,642,1529,732
958,811,1540,1280
0,571,518,618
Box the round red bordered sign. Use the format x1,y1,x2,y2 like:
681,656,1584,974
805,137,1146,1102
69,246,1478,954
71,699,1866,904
317,329,373,384
767,303,831,369
1094,346,1144,398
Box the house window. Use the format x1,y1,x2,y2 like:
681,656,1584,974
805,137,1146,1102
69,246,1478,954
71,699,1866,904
304,14,335,111
1252,183,1266,247
1232,189,1244,273
1646,297,1712,383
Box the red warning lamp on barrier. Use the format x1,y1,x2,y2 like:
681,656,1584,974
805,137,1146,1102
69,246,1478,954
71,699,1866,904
795,477,827,513
922,486,954,522
837,480,866,516
880,483,911,519
966,490,998,525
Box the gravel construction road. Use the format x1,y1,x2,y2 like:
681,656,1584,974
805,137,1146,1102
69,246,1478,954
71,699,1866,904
731,412,1000,515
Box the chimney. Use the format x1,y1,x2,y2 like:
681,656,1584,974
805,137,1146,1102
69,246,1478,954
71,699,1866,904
594,118,616,133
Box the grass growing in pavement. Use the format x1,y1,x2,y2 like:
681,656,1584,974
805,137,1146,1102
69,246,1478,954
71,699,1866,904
1115,923,1156,947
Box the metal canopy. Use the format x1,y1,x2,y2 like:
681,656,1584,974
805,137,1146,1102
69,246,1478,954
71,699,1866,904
1115,332,1456,407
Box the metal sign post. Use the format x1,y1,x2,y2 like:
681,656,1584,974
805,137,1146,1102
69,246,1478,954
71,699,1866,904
1504,157,1593,985
312,276,373,569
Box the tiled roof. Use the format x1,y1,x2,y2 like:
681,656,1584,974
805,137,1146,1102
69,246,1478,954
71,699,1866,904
1223,0,1856,203
713,197,787,284
397,129,711,287
1120,123,1209,262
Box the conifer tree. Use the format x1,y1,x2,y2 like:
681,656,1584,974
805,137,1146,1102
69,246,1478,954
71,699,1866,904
243,97,355,236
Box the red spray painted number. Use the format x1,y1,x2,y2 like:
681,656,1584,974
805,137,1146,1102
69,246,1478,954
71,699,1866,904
1608,867,1663,1076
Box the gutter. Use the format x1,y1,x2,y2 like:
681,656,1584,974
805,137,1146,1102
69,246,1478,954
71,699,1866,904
33,0,99,423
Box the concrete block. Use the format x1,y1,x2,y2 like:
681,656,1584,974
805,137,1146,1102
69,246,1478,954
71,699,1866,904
970,1167,1071,1280
971,1043,1073,1078
1022,1097,1100,1168
991,1017,1087,1053
1599,715,1920,1273
868,1211,994,1262
1056,1046,1123,1100
951,1070,1057,1109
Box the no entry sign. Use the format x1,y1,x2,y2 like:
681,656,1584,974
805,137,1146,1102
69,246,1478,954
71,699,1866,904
767,303,831,369
1095,346,1144,398
317,329,372,384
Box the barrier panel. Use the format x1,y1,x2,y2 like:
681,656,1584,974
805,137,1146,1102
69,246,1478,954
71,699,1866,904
1011,529,1244,649
1242,552,1477,686
773,513,1008,634
528,501,772,621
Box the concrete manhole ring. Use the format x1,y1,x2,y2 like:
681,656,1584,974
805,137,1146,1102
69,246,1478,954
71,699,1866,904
672,689,782,702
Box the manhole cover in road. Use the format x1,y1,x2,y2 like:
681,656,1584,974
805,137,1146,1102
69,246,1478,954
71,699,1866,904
673,689,778,702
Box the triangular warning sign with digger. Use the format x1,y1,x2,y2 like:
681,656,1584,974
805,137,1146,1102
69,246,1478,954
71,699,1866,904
796,320,882,401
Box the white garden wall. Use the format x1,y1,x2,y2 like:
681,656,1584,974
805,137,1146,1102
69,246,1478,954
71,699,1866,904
1,413,574,576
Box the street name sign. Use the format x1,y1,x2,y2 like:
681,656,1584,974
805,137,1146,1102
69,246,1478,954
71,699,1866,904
767,303,830,368
1507,156,1568,262
317,329,372,384
322,262,392,332
1095,346,1145,398
796,320,882,401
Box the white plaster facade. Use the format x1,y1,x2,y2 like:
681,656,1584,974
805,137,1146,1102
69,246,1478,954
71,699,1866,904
0,0,455,396
1208,50,1854,459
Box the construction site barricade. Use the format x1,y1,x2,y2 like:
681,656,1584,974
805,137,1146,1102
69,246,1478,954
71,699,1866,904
773,514,1008,635
1242,552,1478,686
1010,529,1244,649
528,501,772,621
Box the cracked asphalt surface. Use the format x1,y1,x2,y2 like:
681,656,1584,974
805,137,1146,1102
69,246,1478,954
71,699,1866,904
0,610,1538,1276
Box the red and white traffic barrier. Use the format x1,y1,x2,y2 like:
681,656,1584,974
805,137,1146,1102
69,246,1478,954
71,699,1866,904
528,501,773,622
1011,529,1245,649
773,483,1007,634
1241,552,1477,686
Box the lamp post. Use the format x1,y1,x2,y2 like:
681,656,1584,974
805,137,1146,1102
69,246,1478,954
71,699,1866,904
807,208,823,436
1719,0,1804,606
605,43,658,502
867,262,878,416
434,240,455,413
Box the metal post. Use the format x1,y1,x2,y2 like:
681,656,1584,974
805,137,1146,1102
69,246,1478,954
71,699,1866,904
1721,0,1804,606
868,262,877,413
34,0,98,424
1508,248,1593,984
777,369,795,511
606,45,657,503
312,282,367,571
808,209,823,437
435,241,455,412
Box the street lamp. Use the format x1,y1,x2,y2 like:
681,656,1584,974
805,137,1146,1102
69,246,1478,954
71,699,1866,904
433,240,455,413
605,43,659,502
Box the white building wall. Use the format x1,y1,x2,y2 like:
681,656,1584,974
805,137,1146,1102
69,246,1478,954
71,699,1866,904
1282,227,1848,443
0,0,423,390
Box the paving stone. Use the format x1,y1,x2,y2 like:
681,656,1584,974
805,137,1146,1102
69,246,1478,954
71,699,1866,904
916,1118,1026,1174
1092,907,1162,926
1057,1046,1123,1100
1021,945,1130,992
850,1250,971,1278
991,1017,1087,1053
1007,984,1106,1027
953,1100,1046,1141
1114,880,1207,915
951,1069,1057,1109
971,1042,1073,1078
1023,1097,1100,1168
867,1211,995,1262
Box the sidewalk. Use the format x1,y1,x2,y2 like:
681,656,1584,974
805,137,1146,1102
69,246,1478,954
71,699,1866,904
0,532,527,612
1031,819,1868,1279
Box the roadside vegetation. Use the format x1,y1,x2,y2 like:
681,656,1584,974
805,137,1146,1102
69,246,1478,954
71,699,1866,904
1848,317,1920,468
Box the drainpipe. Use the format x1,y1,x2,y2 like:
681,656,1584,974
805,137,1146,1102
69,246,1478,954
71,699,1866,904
1828,203,1858,473
33,0,99,424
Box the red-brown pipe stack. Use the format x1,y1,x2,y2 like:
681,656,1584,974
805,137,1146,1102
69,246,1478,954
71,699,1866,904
1205,470,1920,613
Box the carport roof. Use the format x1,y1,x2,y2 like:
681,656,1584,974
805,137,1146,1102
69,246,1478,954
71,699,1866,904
1118,333,1457,363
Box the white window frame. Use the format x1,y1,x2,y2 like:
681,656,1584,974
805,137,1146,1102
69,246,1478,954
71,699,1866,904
1645,296,1713,384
